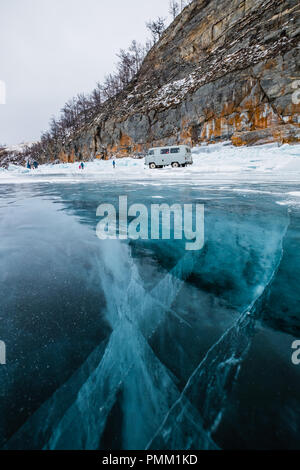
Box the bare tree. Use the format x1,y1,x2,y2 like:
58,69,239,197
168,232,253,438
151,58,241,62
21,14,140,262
91,82,103,110
129,40,145,74
169,0,179,19
76,93,92,124
146,17,166,43
117,49,135,86
101,74,122,100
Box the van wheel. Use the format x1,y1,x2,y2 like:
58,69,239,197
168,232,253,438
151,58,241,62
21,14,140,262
172,162,179,168
149,163,156,169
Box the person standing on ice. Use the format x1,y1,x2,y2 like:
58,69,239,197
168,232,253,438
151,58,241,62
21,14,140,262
113,159,116,169
26,160,31,169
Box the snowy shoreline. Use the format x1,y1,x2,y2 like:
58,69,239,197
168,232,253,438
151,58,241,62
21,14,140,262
0,142,300,186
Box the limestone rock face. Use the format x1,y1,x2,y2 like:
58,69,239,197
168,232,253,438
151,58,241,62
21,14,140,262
61,0,300,160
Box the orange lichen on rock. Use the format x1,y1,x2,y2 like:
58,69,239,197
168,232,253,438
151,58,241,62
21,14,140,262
69,149,76,163
232,124,300,146
119,133,132,149
180,119,194,144
107,133,136,158
58,150,69,163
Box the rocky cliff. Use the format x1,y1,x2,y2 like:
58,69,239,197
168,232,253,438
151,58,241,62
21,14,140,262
0,144,32,168
59,0,300,161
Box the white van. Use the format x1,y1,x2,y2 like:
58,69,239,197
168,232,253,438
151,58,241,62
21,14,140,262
145,145,193,169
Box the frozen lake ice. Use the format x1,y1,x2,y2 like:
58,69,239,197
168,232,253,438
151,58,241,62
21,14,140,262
0,143,300,449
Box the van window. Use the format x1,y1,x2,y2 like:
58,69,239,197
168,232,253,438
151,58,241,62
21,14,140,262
148,150,154,156
160,149,170,155
170,148,180,154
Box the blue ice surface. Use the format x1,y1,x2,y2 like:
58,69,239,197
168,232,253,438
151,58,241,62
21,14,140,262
0,179,299,450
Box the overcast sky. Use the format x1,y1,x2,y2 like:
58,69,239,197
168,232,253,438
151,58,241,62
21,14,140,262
0,0,171,145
